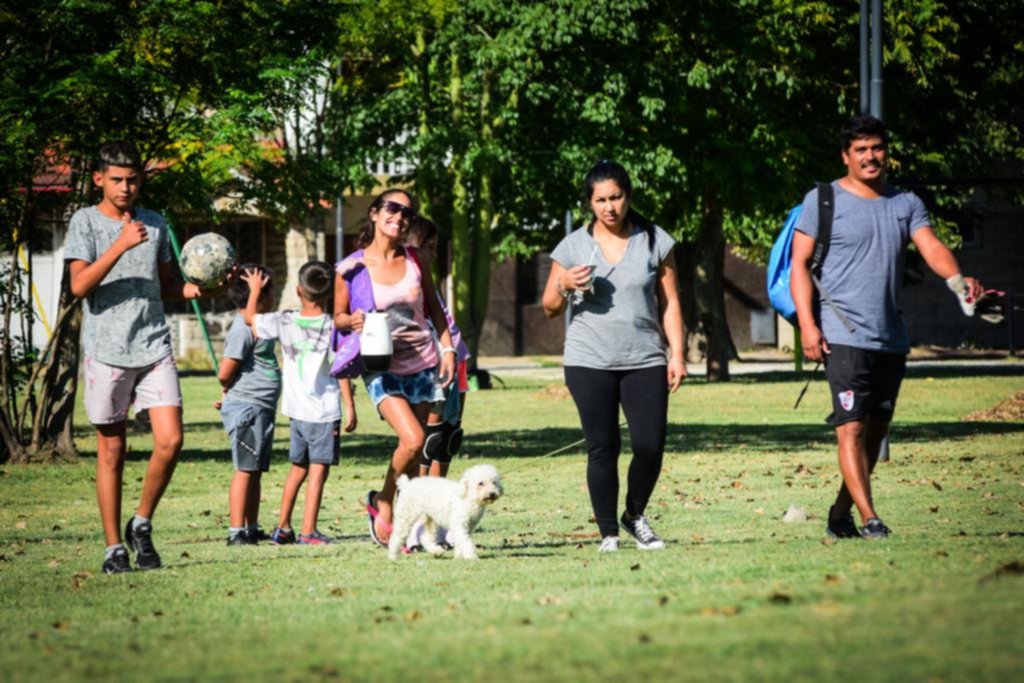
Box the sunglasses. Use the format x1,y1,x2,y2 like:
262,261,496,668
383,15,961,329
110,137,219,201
379,200,416,220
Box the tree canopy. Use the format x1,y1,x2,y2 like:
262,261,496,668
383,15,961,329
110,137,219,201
2,0,1021,460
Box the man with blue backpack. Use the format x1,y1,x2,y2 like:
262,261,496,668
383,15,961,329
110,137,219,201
790,115,983,540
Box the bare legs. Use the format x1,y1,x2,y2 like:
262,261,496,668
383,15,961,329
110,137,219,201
373,397,431,543
95,406,182,545
229,471,262,528
275,462,330,535
831,416,890,524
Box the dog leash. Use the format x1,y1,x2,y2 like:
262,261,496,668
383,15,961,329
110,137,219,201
499,421,629,476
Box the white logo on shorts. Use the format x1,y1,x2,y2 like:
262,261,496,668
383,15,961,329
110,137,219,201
879,400,893,410
839,390,855,411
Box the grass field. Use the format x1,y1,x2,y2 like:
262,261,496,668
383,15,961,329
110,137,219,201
1,363,1022,682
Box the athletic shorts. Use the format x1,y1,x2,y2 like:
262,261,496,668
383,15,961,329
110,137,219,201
363,367,444,415
289,418,340,466
823,344,907,427
220,399,276,472
84,354,182,425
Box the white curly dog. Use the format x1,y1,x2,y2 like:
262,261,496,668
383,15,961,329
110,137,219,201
388,464,503,561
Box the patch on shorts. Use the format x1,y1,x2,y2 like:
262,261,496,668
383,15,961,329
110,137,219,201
838,390,855,411
879,399,893,410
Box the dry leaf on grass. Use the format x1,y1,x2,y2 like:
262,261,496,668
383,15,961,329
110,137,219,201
964,390,1024,422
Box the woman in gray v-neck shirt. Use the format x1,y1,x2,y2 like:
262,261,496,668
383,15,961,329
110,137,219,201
542,160,687,553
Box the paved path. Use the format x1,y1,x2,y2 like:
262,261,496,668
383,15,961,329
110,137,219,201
477,356,1020,381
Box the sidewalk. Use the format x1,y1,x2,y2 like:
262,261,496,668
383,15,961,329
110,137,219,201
477,354,1020,381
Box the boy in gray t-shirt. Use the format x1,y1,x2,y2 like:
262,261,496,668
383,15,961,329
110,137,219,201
216,265,282,546
65,142,229,574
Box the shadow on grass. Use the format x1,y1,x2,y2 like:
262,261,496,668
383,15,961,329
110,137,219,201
466,420,1024,460
70,418,1021,463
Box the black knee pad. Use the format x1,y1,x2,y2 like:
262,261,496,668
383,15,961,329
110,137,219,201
422,423,446,465
443,422,463,459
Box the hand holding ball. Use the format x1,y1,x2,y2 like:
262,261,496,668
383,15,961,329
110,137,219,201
179,233,236,290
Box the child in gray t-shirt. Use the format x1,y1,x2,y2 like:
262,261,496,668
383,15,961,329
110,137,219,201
216,264,282,546
65,142,230,575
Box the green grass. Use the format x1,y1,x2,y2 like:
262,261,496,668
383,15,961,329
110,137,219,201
1,365,1023,682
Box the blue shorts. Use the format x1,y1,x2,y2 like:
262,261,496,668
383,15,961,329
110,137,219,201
289,419,340,466
363,367,444,414
220,399,276,472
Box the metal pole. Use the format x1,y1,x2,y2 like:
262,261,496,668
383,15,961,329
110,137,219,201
794,326,803,373
860,0,870,114
1008,287,1016,358
335,59,345,264
335,198,344,262
870,0,884,120
876,436,892,462
563,209,572,334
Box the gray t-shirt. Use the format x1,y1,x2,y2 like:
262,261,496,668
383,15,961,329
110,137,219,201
222,314,282,411
796,181,929,353
551,223,676,370
64,206,173,368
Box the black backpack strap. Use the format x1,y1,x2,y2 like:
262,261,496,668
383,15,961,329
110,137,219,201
809,181,856,333
811,181,833,274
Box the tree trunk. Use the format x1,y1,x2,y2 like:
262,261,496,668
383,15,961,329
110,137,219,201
449,159,473,356
467,171,495,365
29,263,81,461
674,242,706,363
447,53,478,361
278,224,316,310
694,189,734,381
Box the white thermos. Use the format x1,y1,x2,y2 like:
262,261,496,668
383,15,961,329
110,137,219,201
361,312,393,372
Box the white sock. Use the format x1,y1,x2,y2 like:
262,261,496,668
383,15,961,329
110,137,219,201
105,543,125,559
132,514,150,528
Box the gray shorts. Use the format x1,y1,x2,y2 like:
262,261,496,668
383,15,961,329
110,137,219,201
289,419,340,466
84,354,182,425
221,399,276,472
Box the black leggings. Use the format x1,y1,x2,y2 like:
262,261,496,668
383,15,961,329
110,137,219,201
564,365,669,537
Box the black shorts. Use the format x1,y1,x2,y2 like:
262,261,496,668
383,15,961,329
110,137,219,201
823,344,907,427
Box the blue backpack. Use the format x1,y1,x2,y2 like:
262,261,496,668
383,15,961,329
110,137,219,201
766,182,854,332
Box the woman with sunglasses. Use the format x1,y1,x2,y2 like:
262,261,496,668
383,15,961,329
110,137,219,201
334,188,456,546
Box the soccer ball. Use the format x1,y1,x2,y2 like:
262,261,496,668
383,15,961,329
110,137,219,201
179,233,236,289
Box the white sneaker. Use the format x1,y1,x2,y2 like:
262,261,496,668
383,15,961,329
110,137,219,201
620,514,665,550
598,536,619,553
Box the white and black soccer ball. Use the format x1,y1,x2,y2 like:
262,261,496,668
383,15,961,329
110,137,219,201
179,233,236,289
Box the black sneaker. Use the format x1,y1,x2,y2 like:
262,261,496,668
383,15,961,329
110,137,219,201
826,506,861,540
125,518,162,570
226,530,250,546
101,547,131,574
620,513,666,550
861,518,891,540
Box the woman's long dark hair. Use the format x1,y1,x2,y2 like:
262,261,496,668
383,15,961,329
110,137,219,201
582,160,654,249
355,188,418,249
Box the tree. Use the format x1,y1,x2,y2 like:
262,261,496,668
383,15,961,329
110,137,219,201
0,0,339,461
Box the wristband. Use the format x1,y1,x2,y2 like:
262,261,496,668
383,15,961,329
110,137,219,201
557,280,572,300
441,346,457,356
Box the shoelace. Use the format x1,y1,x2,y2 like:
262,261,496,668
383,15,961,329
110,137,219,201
632,517,659,543
134,524,157,554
